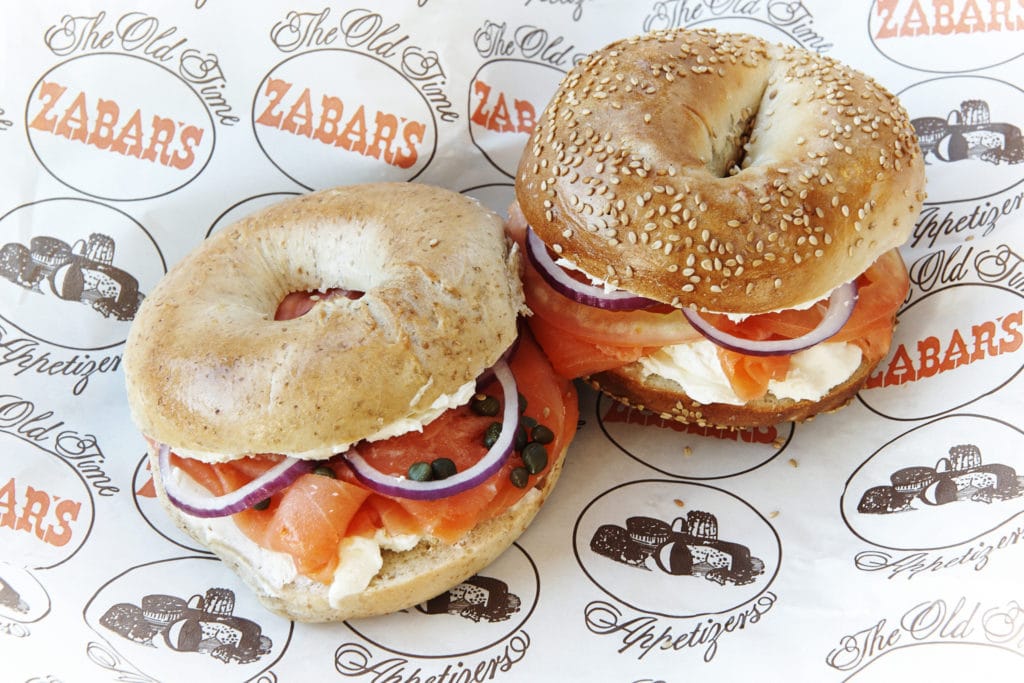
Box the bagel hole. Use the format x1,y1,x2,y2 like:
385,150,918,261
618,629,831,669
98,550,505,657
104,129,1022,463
274,287,364,321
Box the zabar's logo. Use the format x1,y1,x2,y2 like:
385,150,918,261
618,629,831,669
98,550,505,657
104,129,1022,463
0,476,82,548
865,308,1021,388
254,77,426,169
0,430,94,569
860,284,1023,421
470,79,537,136
26,54,214,201
874,0,1024,38
29,80,204,170
870,1,1024,72
253,49,436,189
467,58,562,178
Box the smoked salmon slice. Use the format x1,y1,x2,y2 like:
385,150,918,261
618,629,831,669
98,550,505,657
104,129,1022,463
165,333,578,583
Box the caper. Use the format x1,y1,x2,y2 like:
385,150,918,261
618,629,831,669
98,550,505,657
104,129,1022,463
509,467,530,489
470,393,500,417
521,442,548,475
253,498,271,511
313,465,336,478
518,392,528,414
431,457,457,479
531,424,555,444
407,461,433,481
483,422,502,448
514,423,528,451
521,415,538,429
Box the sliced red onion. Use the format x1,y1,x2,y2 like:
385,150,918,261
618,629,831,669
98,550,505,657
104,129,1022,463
680,280,859,357
525,226,658,310
158,443,313,518
341,360,519,500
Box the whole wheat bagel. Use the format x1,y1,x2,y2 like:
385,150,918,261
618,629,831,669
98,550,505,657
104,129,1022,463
516,28,926,314
124,183,525,462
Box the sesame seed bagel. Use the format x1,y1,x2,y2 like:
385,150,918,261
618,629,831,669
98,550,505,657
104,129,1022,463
515,28,926,314
124,183,525,463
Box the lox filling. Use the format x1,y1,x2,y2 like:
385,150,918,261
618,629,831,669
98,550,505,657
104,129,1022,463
507,204,908,404
164,330,577,586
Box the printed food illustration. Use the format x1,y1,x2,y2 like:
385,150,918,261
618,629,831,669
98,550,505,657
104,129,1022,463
99,588,272,664
0,574,29,614
415,575,522,623
858,444,1022,514
0,232,143,320
912,99,1023,165
590,511,765,586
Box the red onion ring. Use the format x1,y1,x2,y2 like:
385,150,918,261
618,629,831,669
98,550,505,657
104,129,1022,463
157,443,313,518
341,359,519,500
525,226,657,310
680,280,859,357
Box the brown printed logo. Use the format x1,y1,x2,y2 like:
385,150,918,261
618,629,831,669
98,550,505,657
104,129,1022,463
900,77,1024,217
859,284,1022,420
84,558,292,681
843,415,1024,578
871,0,1024,72
596,394,792,479
575,480,779,662
0,199,164,394
336,544,536,679
643,1,834,52
827,598,1024,676
0,562,50,637
1,430,94,570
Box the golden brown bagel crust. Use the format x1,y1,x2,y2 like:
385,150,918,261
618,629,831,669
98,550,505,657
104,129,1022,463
587,353,876,430
147,442,567,622
124,184,525,462
516,28,926,313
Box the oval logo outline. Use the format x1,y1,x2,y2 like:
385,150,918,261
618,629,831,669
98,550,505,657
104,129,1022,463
24,52,216,202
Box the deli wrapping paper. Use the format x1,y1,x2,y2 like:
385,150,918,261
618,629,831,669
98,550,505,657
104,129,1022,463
2,1,1023,681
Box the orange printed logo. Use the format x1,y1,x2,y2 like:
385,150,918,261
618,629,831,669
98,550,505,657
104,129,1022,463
470,78,537,135
866,309,1022,388
29,80,204,170
254,77,425,169
0,477,82,548
874,0,1024,38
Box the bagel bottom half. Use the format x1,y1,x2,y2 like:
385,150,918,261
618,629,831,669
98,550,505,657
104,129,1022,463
587,356,878,430
147,443,567,623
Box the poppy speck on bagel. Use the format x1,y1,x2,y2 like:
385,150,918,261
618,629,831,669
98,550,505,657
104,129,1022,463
513,28,927,428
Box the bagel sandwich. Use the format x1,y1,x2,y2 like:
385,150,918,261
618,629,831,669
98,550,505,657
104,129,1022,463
512,28,926,429
123,183,578,622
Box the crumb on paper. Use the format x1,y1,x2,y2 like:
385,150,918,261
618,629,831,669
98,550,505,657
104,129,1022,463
674,498,685,508
788,458,799,468
773,437,785,448
769,510,780,519
683,446,693,457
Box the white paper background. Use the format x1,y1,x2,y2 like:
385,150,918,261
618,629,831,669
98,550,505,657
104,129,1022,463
1,1,1022,681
